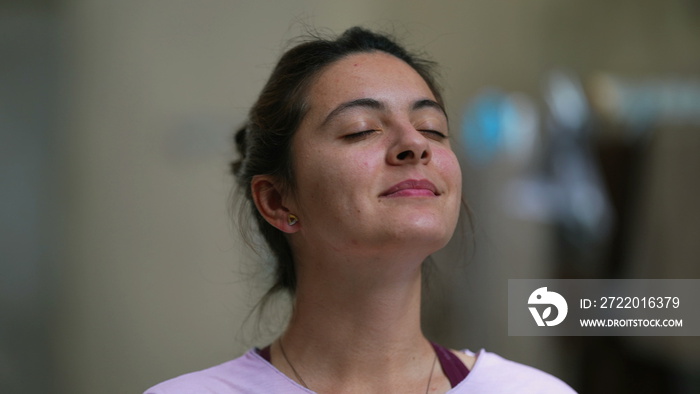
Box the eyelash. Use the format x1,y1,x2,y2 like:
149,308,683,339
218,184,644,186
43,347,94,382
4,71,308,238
344,129,447,140
344,129,378,140
420,129,448,139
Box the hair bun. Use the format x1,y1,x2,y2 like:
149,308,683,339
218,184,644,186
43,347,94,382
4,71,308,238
231,124,248,176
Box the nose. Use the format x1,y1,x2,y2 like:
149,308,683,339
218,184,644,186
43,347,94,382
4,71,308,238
386,126,432,165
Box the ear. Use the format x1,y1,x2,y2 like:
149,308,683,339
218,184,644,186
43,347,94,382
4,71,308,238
251,175,299,234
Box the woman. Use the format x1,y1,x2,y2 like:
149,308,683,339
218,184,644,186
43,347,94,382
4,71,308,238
146,27,575,393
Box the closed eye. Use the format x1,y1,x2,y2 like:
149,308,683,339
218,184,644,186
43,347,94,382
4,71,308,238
420,129,448,140
343,129,378,140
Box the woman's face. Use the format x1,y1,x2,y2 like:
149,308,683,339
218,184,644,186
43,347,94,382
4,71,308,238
287,51,462,260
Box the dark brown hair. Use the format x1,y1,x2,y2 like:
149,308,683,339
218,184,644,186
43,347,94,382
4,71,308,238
231,26,444,299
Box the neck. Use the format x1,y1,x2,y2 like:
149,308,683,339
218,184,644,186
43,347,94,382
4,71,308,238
273,250,436,393
290,262,425,351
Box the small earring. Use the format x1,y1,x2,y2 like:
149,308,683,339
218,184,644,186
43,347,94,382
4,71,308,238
287,214,298,226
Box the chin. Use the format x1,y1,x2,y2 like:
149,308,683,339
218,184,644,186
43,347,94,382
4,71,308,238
390,220,455,251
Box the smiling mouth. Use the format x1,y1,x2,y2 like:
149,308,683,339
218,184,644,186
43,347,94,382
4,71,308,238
379,179,439,198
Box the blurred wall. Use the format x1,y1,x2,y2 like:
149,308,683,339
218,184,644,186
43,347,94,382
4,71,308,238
1,1,694,393
1,3,57,392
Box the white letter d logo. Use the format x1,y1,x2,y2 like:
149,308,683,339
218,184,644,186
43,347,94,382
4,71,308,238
528,287,568,327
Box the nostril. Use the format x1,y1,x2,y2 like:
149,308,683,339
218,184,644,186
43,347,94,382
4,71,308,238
420,150,429,159
397,150,413,160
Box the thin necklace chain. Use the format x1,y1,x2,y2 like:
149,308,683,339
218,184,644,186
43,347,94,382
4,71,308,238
279,338,309,388
425,352,437,393
277,338,438,394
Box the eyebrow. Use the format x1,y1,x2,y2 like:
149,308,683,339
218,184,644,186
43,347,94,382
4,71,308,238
412,99,447,118
321,97,446,127
321,98,384,127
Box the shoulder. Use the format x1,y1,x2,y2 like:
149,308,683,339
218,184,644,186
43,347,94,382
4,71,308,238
452,349,577,394
143,349,309,394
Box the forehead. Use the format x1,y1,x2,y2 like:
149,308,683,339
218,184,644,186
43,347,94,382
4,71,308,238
305,51,436,113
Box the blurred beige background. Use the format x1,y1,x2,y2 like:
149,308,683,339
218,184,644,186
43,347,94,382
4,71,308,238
2,1,699,393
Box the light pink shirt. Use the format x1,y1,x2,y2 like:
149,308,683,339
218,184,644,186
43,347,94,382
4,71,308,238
146,348,576,393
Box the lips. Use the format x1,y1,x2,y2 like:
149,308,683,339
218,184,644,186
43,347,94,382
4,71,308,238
379,179,439,198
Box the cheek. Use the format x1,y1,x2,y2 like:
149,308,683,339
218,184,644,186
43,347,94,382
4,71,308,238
294,148,372,212
434,147,462,190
